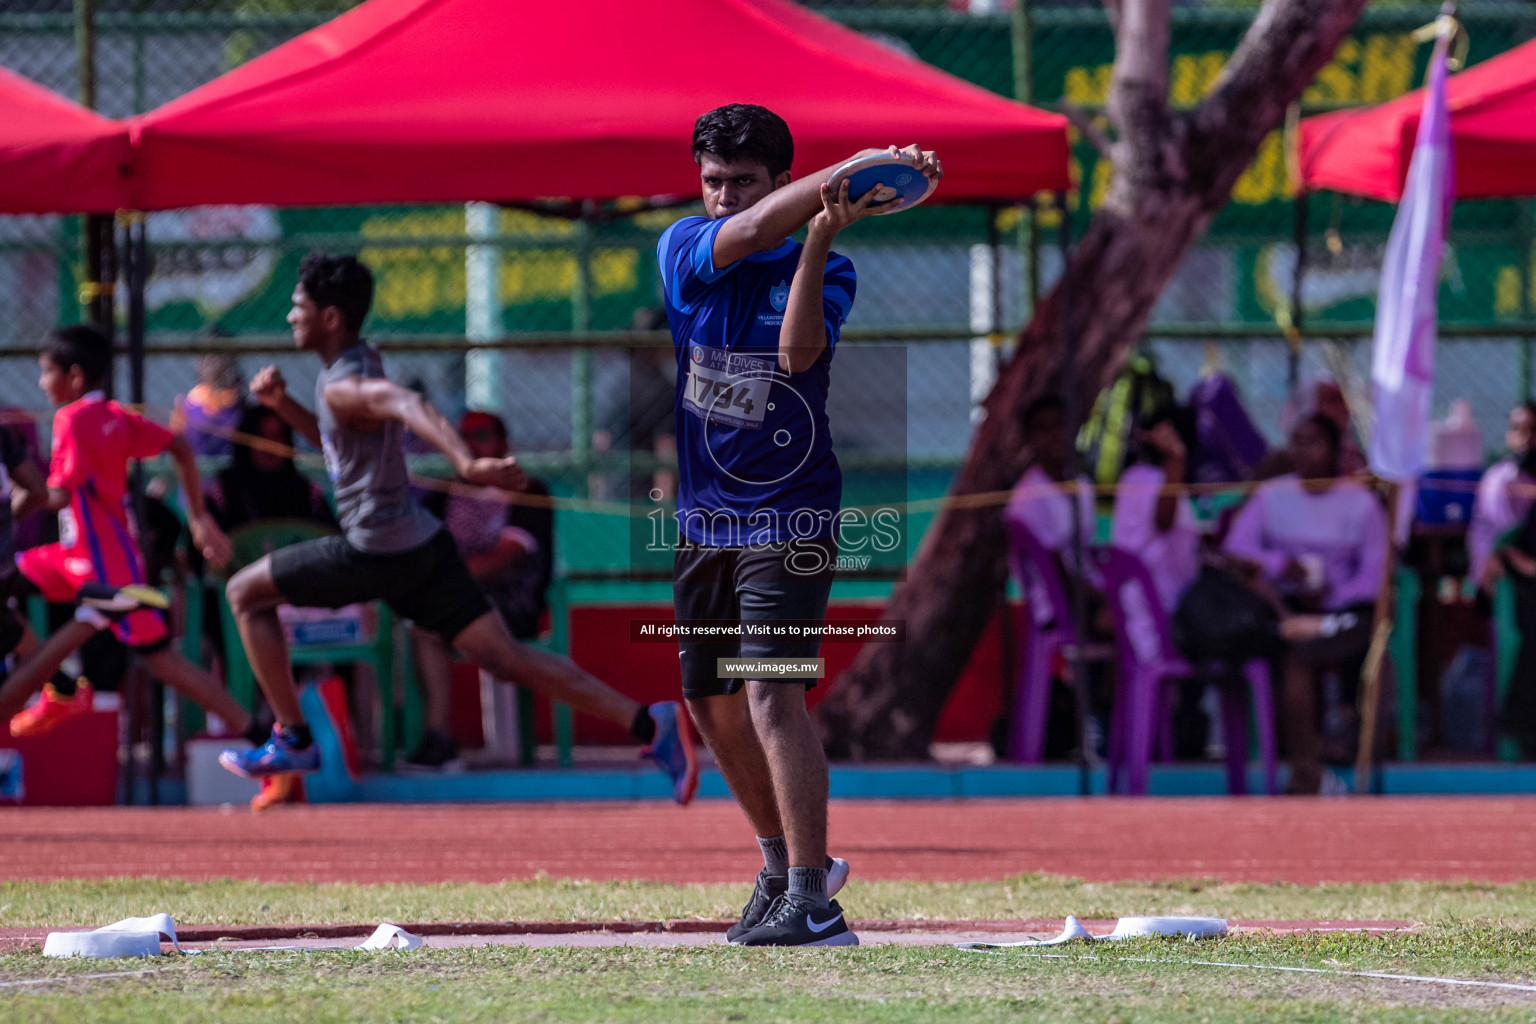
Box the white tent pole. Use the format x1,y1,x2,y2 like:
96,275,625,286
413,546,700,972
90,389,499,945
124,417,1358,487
465,201,503,410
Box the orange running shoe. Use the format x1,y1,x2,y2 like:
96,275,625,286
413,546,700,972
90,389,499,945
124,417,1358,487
250,773,305,812
10,679,95,738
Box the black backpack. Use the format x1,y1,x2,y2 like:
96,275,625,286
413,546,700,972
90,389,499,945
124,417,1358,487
1171,566,1284,666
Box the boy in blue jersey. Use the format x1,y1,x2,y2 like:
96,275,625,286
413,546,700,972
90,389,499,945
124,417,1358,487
658,104,939,947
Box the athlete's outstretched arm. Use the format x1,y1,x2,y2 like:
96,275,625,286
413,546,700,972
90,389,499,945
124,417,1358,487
713,145,941,269
322,377,526,492
8,458,48,521
165,434,234,567
251,365,322,448
710,159,856,268
779,180,878,374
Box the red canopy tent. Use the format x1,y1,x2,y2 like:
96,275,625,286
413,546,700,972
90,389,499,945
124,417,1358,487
1298,37,1536,201
0,66,128,213
126,0,1069,209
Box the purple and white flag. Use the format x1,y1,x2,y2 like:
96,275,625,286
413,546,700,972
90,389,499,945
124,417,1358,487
1369,35,1455,481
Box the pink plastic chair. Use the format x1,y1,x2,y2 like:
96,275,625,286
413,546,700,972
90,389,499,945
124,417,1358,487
1003,517,1111,762
1092,546,1279,796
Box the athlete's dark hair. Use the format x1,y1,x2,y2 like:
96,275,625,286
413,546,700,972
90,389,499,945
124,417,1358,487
41,323,112,389
297,252,374,334
692,104,795,179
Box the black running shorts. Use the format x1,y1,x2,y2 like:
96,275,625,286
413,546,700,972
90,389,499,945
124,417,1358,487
672,538,836,699
270,528,492,643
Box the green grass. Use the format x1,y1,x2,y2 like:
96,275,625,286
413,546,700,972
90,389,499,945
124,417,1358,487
3,875,1536,929
6,880,1536,1022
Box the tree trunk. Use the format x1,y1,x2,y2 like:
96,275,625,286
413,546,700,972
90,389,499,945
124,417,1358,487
817,0,1371,759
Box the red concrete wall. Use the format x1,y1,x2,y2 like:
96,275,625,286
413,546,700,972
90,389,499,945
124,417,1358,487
0,711,118,806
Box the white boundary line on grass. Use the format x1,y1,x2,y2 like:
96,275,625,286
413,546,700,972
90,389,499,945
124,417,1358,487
966,950,1536,994
1175,959,1536,995
0,968,164,989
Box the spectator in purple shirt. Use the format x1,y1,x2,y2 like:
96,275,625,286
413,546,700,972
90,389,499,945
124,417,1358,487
172,353,244,459
1223,412,1388,793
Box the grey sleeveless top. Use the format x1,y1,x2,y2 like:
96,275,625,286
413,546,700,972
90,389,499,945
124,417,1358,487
316,342,440,553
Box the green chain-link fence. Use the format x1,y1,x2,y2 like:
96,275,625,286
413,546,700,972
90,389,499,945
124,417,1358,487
1,0,1535,558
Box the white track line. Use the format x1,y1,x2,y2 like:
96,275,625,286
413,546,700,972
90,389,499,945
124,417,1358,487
970,951,1536,994
1175,959,1536,995
0,968,164,989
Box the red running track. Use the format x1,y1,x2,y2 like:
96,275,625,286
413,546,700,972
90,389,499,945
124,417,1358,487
2,798,1535,885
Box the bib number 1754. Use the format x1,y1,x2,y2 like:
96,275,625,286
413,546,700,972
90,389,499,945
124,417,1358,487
683,348,774,430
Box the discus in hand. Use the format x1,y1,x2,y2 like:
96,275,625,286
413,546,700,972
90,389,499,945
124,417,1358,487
826,152,939,215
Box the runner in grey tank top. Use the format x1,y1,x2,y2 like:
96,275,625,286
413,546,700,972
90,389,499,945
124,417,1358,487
316,342,439,553
219,253,699,805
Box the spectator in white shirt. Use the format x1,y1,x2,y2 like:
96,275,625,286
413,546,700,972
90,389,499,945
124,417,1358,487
1114,409,1209,759
1004,395,1106,759
1223,412,1389,793
1470,402,1536,592
1112,412,1200,614
1005,396,1098,626
1005,397,1094,573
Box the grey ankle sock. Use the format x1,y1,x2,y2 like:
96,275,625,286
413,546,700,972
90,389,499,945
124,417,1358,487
757,835,789,876
787,866,829,908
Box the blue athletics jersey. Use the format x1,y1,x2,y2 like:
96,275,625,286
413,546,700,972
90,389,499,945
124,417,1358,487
658,214,856,547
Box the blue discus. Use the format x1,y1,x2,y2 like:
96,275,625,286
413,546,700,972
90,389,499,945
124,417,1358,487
827,153,938,215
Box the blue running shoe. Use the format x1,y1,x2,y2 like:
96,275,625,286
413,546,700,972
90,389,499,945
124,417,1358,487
645,701,699,806
219,728,320,778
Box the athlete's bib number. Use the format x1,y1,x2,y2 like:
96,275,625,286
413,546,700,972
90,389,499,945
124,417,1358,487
58,508,78,549
683,347,774,431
